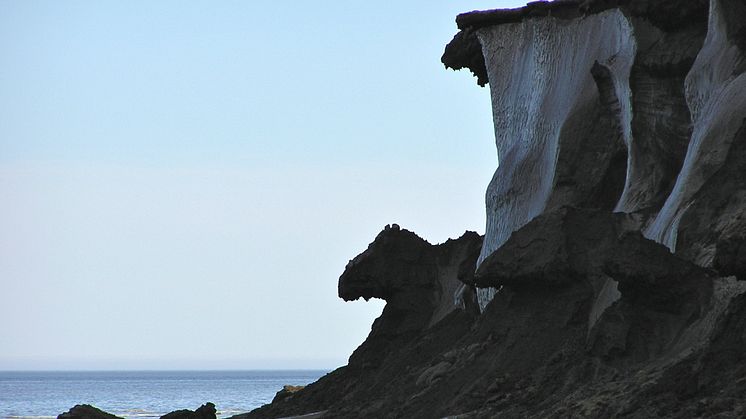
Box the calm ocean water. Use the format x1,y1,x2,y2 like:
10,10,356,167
0,370,328,419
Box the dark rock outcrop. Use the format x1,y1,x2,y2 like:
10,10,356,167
57,403,217,419
339,226,482,369
339,224,482,332
475,207,713,314
270,385,305,404
236,227,483,419
58,405,123,419
442,29,488,86
474,208,638,289
160,403,216,419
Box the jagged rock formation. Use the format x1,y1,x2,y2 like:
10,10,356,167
242,0,746,418
338,224,482,332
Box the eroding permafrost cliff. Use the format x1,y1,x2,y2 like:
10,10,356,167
447,2,710,309
233,1,746,418
445,0,746,311
470,8,637,308
468,9,635,307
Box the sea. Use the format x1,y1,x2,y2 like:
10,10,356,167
0,370,328,419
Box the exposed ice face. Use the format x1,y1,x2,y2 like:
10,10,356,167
471,0,745,310
475,10,635,310
644,0,746,251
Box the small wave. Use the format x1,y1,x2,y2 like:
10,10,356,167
6,416,57,419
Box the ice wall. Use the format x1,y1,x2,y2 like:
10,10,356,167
474,10,635,308
444,0,745,311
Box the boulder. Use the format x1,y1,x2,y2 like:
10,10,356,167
160,403,216,419
58,405,122,419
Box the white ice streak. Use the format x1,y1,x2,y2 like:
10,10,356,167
644,0,746,251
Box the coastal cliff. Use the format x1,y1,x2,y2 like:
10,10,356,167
241,0,746,417
58,0,746,418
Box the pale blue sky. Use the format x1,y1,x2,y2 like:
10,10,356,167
0,0,525,370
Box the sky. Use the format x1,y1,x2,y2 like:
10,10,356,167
0,0,526,370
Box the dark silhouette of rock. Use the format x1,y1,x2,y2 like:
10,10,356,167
339,225,482,331
57,405,123,419
237,227,483,419
58,404,216,419
270,385,305,404
160,403,216,419
441,29,488,86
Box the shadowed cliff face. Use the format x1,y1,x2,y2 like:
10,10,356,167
678,119,746,276
337,225,482,367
